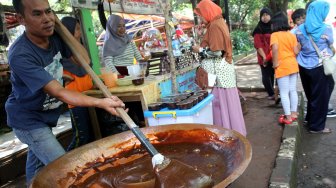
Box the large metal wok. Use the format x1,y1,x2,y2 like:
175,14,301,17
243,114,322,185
31,124,252,188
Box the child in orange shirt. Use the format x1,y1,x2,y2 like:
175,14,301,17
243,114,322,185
61,17,94,150
270,12,300,124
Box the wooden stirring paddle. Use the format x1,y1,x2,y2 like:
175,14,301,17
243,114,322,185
54,16,214,188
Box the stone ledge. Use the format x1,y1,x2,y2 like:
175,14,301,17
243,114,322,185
238,87,265,93
269,182,290,188
269,92,304,188
269,158,293,186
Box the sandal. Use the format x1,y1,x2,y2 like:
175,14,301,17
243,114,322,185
309,128,332,134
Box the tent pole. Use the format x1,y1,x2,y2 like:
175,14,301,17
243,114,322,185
162,0,177,94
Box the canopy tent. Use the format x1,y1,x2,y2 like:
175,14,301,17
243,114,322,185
114,12,194,36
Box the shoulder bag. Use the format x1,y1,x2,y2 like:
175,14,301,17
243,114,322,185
309,35,335,75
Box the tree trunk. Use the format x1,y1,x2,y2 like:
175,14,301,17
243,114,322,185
190,0,198,25
224,0,230,30
269,0,288,14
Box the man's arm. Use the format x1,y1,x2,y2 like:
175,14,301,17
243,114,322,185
43,80,125,115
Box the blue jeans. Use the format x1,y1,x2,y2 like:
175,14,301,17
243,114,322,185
13,127,65,186
67,107,92,151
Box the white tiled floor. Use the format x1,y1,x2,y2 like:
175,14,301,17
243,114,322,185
0,113,72,160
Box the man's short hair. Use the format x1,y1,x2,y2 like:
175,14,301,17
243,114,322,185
12,0,24,15
291,8,305,23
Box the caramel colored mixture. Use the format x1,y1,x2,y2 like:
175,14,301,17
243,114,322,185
65,129,242,188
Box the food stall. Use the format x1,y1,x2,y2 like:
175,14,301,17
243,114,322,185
0,5,13,133
71,0,202,136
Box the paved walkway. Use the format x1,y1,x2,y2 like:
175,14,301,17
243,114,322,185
235,52,336,188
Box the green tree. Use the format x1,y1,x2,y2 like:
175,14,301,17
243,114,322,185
50,0,72,13
267,0,308,14
172,0,191,11
228,0,307,29
229,0,263,29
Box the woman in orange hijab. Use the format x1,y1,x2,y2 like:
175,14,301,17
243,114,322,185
192,0,246,136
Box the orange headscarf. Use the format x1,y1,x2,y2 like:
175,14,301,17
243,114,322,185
194,0,233,63
194,0,222,22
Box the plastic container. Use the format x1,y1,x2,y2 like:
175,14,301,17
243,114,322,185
127,65,141,77
144,94,214,126
100,68,117,88
132,77,144,86
127,62,147,78
148,103,164,111
116,76,133,86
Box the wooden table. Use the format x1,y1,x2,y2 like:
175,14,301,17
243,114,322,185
83,79,161,139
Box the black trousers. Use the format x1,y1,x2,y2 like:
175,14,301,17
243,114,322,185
299,65,334,131
260,64,275,97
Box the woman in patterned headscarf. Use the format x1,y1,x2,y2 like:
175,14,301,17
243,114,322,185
192,0,246,136
295,0,335,133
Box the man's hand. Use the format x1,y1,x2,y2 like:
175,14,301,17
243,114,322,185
97,96,128,116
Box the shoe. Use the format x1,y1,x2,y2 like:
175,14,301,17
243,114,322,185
303,121,310,130
278,114,285,123
268,95,275,100
309,128,332,134
327,110,336,118
278,115,292,125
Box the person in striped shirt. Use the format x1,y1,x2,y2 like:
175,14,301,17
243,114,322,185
103,14,143,76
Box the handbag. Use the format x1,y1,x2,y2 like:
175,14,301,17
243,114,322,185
195,61,217,90
309,35,335,75
195,66,208,90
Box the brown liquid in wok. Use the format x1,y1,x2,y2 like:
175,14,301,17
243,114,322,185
65,129,242,188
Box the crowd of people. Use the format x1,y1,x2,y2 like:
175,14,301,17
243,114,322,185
3,0,335,186
252,0,335,133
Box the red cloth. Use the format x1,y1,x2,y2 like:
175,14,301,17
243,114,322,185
254,33,271,65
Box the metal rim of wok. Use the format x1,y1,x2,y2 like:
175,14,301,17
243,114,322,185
30,123,252,188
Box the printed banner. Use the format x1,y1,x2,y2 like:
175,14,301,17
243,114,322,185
71,0,167,15
159,69,197,97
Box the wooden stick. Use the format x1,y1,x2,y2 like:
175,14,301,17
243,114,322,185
54,16,136,128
